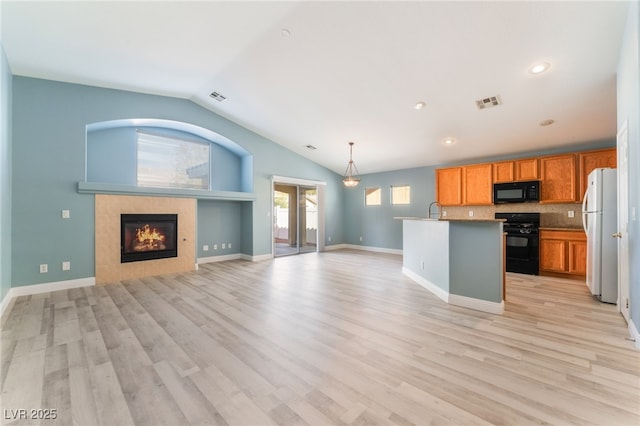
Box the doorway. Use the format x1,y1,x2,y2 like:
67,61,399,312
273,183,319,257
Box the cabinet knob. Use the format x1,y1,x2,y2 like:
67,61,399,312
611,232,622,238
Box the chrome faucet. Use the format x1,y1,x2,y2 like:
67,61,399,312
428,201,442,219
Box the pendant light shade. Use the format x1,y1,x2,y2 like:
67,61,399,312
343,142,360,187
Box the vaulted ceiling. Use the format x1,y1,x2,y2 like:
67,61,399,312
1,1,630,174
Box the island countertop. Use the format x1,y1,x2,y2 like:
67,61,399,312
394,217,506,222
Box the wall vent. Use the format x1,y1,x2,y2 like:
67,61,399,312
476,95,502,110
209,91,227,102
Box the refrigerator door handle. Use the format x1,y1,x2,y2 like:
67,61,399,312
582,189,589,232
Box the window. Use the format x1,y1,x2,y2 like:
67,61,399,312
137,132,210,190
391,185,411,205
365,187,382,205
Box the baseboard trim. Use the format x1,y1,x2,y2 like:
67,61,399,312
402,267,449,303
326,244,402,256
197,254,243,264
402,267,503,315
243,253,273,262
448,293,504,315
628,319,640,350
1,277,96,317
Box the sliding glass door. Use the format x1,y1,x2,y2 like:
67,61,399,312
273,183,318,257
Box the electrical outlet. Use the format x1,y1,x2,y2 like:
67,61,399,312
39,264,48,273
568,210,575,218
213,244,218,250
328,236,332,242
468,210,474,217
222,243,226,249
442,210,447,217
359,236,363,242
62,209,70,219
228,243,232,249
62,261,71,271
203,245,209,251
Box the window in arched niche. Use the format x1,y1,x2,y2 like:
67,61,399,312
86,119,253,193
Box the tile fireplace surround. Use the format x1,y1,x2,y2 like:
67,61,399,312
95,195,196,284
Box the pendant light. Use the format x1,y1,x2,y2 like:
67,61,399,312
343,142,360,187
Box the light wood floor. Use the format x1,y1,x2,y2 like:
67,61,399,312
1,250,639,426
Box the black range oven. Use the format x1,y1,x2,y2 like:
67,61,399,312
495,212,540,275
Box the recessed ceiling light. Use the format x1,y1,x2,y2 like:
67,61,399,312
529,62,550,75
441,138,456,146
539,119,555,127
414,101,426,110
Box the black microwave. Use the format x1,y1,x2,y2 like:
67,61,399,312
493,181,540,203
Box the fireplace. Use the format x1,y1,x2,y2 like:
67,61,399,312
121,214,178,263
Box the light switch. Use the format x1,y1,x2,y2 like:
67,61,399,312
568,210,575,218
62,261,71,271
62,210,70,219
203,245,209,251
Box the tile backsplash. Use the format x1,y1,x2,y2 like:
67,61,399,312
441,203,583,229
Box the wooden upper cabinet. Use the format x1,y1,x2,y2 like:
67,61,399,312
463,163,493,205
578,148,617,199
514,158,539,181
493,161,514,183
436,167,462,206
540,154,577,203
493,158,538,182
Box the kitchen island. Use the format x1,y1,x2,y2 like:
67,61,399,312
397,218,505,314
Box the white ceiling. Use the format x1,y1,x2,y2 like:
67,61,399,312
0,1,630,175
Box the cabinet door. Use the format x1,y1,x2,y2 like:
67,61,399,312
540,154,577,203
578,148,617,199
463,163,493,205
493,161,514,183
515,158,539,181
540,239,566,272
568,240,587,275
436,167,462,206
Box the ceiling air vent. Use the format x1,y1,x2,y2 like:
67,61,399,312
476,95,502,110
209,91,227,102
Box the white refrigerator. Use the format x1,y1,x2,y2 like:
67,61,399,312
582,168,618,304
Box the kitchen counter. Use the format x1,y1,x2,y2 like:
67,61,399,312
399,218,504,314
539,227,585,231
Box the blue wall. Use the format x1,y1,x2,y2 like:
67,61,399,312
11,76,344,287
0,47,12,302
343,166,436,249
617,1,640,334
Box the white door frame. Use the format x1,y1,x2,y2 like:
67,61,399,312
271,176,326,257
616,120,630,322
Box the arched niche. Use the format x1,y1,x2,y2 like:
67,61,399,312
85,119,253,194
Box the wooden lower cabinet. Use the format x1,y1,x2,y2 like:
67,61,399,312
539,229,587,278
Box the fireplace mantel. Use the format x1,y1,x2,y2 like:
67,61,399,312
79,181,256,201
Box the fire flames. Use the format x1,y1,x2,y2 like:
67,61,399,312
132,224,166,252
